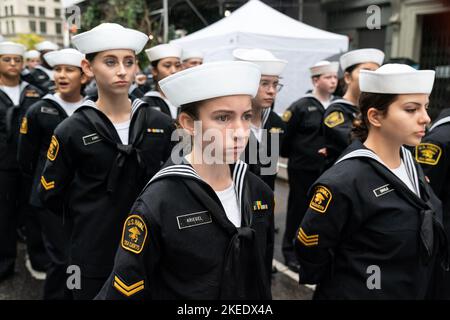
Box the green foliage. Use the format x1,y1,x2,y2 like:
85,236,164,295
13,33,44,50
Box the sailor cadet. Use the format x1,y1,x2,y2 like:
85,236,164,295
280,60,339,272
18,48,88,299
141,44,183,119
0,41,43,282
96,60,274,300
181,49,204,69
323,48,384,170
295,64,448,299
26,41,59,94
38,23,174,299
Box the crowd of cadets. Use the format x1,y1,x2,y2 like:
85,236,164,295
0,21,448,300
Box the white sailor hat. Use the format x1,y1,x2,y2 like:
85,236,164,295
44,49,84,68
181,49,204,61
24,50,40,60
159,61,261,107
310,60,339,77
0,42,26,56
145,44,182,63
35,41,59,52
359,64,435,94
72,23,148,54
232,48,287,76
340,48,384,71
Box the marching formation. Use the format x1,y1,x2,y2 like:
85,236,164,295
0,21,448,300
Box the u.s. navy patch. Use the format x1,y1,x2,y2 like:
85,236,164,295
309,185,332,213
282,110,292,122
177,211,212,229
20,117,28,134
324,111,344,128
415,143,442,166
121,215,147,254
253,200,269,211
47,135,59,161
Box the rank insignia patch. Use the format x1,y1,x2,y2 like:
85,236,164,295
297,228,319,247
25,90,40,98
147,128,164,134
309,185,332,213
113,275,144,297
282,110,292,122
20,117,28,134
415,143,442,166
253,200,269,211
40,176,55,190
121,215,147,254
324,111,344,128
47,135,59,161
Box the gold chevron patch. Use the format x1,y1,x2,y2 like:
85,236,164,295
297,228,319,247
40,176,55,190
113,275,144,297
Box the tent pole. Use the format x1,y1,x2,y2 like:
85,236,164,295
163,0,169,43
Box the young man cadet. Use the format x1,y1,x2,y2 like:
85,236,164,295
181,49,203,69
233,48,287,191
141,44,182,119
38,23,174,299
0,41,43,282
280,60,339,272
27,41,59,94
21,50,41,80
18,48,88,299
322,48,384,169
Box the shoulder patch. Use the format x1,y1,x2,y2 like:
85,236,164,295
324,111,344,128
47,135,59,161
297,227,319,247
20,117,28,134
121,215,148,254
309,185,332,213
282,110,292,122
416,143,442,166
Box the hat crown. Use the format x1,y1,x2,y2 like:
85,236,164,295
373,63,416,74
233,48,278,61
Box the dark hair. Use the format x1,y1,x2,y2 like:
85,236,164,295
150,60,159,69
351,92,399,141
176,101,200,128
85,52,98,62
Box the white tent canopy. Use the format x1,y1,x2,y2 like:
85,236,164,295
171,0,348,113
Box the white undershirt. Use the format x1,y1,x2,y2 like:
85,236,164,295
53,93,84,117
322,99,332,109
389,160,417,195
250,124,264,143
0,85,21,105
215,183,241,228
113,119,131,145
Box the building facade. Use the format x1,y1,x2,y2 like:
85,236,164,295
0,0,64,47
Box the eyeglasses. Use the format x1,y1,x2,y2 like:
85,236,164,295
260,80,283,92
1,57,22,64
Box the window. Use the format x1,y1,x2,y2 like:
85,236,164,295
29,20,36,32
28,6,35,16
11,20,15,34
55,8,61,18
55,22,62,34
5,6,8,16
39,7,45,17
6,21,9,34
40,21,47,34
10,5,13,16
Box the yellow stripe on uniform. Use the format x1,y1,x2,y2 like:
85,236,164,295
40,176,55,190
113,276,144,297
297,228,319,246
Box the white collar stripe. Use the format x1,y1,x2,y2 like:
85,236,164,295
429,116,450,131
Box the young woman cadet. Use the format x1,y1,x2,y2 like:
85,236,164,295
323,48,384,170
295,64,448,299
38,23,174,299
96,61,274,300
